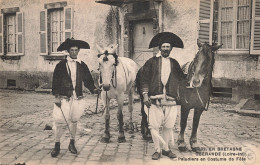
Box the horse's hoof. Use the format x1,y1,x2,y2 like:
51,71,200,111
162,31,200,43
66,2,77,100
190,139,201,152
178,146,187,152
101,137,110,143
191,147,202,153
128,130,134,134
128,123,135,134
118,136,126,143
147,133,152,139
177,140,187,152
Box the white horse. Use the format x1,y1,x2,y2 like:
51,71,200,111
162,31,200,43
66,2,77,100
96,44,138,143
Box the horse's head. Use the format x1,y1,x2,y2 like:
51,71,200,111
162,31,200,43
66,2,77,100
97,44,118,91
189,40,222,87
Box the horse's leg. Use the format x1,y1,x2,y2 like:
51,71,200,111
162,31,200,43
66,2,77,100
101,96,111,143
127,87,134,134
177,106,190,152
190,108,204,152
117,95,126,143
141,97,147,138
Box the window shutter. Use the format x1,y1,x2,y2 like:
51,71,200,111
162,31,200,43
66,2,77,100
250,0,260,55
64,7,73,40
0,14,3,55
198,0,214,44
16,12,24,55
40,10,48,55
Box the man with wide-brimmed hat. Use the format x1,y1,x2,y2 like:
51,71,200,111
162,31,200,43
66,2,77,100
51,38,100,157
140,32,186,160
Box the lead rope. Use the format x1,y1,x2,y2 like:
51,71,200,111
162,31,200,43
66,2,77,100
195,87,209,110
195,87,205,107
96,91,108,117
95,93,100,114
98,91,108,117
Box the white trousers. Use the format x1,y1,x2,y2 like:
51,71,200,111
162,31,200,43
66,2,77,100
144,104,180,152
52,97,85,142
53,97,85,124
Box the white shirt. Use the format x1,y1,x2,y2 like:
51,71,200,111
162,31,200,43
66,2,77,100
66,56,81,98
156,52,171,99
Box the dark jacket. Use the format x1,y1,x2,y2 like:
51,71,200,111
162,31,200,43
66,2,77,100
52,59,96,98
141,56,186,99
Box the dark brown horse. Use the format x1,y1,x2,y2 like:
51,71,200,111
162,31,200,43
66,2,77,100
136,40,222,151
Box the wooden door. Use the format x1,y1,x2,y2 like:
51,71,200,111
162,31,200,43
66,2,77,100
132,21,154,68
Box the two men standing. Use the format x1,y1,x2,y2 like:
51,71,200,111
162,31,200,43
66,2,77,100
51,32,185,160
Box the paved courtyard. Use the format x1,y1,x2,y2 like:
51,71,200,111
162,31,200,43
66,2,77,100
0,89,259,165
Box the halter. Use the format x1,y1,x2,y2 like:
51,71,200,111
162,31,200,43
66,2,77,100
98,52,119,88
98,51,118,66
185,46,216,110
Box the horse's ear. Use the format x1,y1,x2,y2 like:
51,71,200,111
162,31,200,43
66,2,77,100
197,39,203,48
112,44,118,52
212,44,223,51
96,44,103,53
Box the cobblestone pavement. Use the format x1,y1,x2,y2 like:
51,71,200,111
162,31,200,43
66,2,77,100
0,89,259,165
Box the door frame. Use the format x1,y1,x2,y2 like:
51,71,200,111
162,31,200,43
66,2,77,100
129,19,154,59
123,7,161,58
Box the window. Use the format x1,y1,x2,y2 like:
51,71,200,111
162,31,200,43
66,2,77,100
0,9,24,57
40,3,72,56
218,0,251,50
6,14,16,54
198,0,260,55
49,8,64,53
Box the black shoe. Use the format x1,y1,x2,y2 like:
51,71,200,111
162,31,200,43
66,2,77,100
51,142,60,157
152,152,161,160
162,149,177,159
68,139,77,154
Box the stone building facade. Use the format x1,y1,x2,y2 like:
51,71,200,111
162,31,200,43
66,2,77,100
0,0,259,101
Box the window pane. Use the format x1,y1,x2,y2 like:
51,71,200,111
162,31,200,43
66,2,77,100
220,0,233,49
6,14,16,53
8,44,13,52
49,8,64,53
236,0,250,49
52,32,58,52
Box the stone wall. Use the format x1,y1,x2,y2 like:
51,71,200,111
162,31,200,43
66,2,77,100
0,0,114,89
0,0,259,100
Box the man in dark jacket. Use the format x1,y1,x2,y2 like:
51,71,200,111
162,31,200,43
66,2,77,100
141,32,185,160
51,38,100,157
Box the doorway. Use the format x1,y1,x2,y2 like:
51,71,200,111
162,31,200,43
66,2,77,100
130,20,154,68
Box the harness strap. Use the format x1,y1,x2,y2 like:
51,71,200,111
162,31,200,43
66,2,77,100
195,87,205,107
111,65,117,88
112,58,128,89
195,87,211,111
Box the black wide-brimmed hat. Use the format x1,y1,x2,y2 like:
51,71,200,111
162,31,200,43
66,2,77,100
57,37,90,51
149,32,184,49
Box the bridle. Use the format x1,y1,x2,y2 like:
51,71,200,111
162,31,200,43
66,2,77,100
98,51,119,89
185,45,216,110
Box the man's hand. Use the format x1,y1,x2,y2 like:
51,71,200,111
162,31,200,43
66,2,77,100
54,96,61,107
93,88,102,95
143,93,151,108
